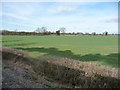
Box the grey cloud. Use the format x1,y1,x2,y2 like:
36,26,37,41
105,18,118,23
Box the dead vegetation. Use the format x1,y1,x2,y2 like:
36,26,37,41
34,56,119,88
1,47,120,88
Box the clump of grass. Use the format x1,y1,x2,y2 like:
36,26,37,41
31,75,38,81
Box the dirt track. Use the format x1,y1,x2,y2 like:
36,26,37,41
2,61,50,88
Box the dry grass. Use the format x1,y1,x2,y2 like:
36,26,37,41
1,47,120,88
34,56,119,88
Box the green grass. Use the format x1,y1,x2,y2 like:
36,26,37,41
31,75,38,81
2,35,119,68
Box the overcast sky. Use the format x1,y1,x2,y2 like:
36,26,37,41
1,1,118,33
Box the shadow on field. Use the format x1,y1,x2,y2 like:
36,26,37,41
3,42,37,47
12,42,37,46
2,39,22,43
17,47,119,68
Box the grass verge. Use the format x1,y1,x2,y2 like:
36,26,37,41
1,47,120,88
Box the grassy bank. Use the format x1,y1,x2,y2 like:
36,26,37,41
1,47,119,88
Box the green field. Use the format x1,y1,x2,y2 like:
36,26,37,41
2,35,119,68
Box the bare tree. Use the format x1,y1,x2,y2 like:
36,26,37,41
35,27,47,33
35,27,41,33
103,31,108,36
41,27,47,33
59,27,66,34
92,32,96,35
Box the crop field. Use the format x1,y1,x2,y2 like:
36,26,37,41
2,35,119,68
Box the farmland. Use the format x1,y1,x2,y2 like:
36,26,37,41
2,35,119,68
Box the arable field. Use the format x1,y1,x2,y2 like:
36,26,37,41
2,35,119,68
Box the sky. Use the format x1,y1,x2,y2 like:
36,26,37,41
0,1,118,34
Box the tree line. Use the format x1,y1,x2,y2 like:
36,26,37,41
0,27,117,36
1,27,65,36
